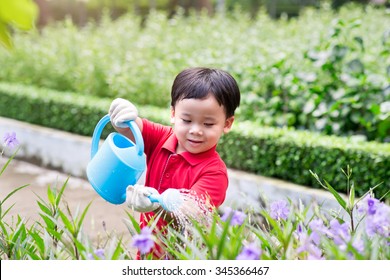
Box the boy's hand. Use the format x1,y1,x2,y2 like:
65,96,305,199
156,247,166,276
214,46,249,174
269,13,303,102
109,98,138,128
126,184,159,212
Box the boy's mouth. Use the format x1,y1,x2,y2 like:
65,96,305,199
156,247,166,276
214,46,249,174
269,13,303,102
188,139,203,144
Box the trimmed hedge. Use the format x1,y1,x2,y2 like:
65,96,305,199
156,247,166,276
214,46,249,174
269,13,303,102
0,82,389,197
0,82,168,137
219,123,389,197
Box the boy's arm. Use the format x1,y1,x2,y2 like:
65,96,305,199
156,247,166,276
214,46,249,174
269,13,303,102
153,170,229,225
190,170,229,208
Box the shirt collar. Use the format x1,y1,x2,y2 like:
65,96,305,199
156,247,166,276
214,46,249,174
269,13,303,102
162,134,217,166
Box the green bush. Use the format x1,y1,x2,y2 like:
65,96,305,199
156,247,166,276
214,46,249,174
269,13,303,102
0,82,388,197
0,6,388,141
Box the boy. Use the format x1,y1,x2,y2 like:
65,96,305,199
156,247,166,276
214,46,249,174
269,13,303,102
109,67,240,257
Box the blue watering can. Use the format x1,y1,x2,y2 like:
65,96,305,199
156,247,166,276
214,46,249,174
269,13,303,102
86,114,146,205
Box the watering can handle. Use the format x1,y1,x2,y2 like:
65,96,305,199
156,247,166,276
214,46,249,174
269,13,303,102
90,114,144,158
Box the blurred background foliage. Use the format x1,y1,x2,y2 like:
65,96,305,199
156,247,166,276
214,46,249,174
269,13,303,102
0,0,389,142
0,0,388,195
33,0,389,26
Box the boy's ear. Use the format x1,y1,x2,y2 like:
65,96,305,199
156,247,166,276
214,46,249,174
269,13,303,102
223,116,235,134
170,106,175,124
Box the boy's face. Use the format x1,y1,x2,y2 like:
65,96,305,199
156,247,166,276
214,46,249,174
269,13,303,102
171,95,234,154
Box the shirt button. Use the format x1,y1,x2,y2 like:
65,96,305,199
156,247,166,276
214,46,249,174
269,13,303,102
165,173,170,178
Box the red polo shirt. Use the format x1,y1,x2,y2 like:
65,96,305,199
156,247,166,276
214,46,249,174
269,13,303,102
141,118,228,205
139,118,228,244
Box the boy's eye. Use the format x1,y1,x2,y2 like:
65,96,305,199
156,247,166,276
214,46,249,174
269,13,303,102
182,119,191,123
204,123,214,127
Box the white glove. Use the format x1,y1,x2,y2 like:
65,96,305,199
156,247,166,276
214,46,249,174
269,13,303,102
126,184,160,212
108,98,138,128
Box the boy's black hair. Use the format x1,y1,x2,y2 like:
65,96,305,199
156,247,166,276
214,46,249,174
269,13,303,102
171,67,240,118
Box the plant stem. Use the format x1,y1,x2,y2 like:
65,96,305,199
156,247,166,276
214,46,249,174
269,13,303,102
349,209,355,233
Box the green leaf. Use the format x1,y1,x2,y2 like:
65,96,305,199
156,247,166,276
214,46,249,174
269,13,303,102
29,231,45,255
0,148,20,176
193,221,214,257
58,210,75,235
55,178,69,208
348,182,355,209
37,201,52,217
39,213,56,230
216,216,233,259
0,22,12,49
125,210,141,234
347,59,364,74
11,220,26,244
379,189,390,201
353,36,364,52
111,237,124,260
0,184,29,220
261,210,284,240
47,187,55,206
332,45,348,60
73,238,87,255
76,201,92,230
324,180,347,210
46,227,63,241
0,0,38,30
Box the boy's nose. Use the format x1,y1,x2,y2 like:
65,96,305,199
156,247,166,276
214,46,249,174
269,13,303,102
189,124,203,135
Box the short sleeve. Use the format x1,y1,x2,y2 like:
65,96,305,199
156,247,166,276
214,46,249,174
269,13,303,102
190,169,228,208
141,118,171,157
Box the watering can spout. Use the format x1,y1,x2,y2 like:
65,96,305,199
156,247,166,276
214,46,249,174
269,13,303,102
86,114,146,205
148,189,183,212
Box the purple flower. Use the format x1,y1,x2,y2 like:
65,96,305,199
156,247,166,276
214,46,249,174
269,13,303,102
353,239,365,253
295,219,327,259
359,195,380,216
358,195,390,238
221,207,246,226
269,200,290,220
309,219,328,240
297,223,303,234
350,239,365,255
366,197,378,215
294,223,307,241
87,248,105,260
309,219,325,231
236,243,262,260
337,237,365,259
131,227,155,255
308,219,328,245
3,132,19,149
295,227,325,260
365,204,390,237
296,234,324,260
328,219,351,246
306,245,324,260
